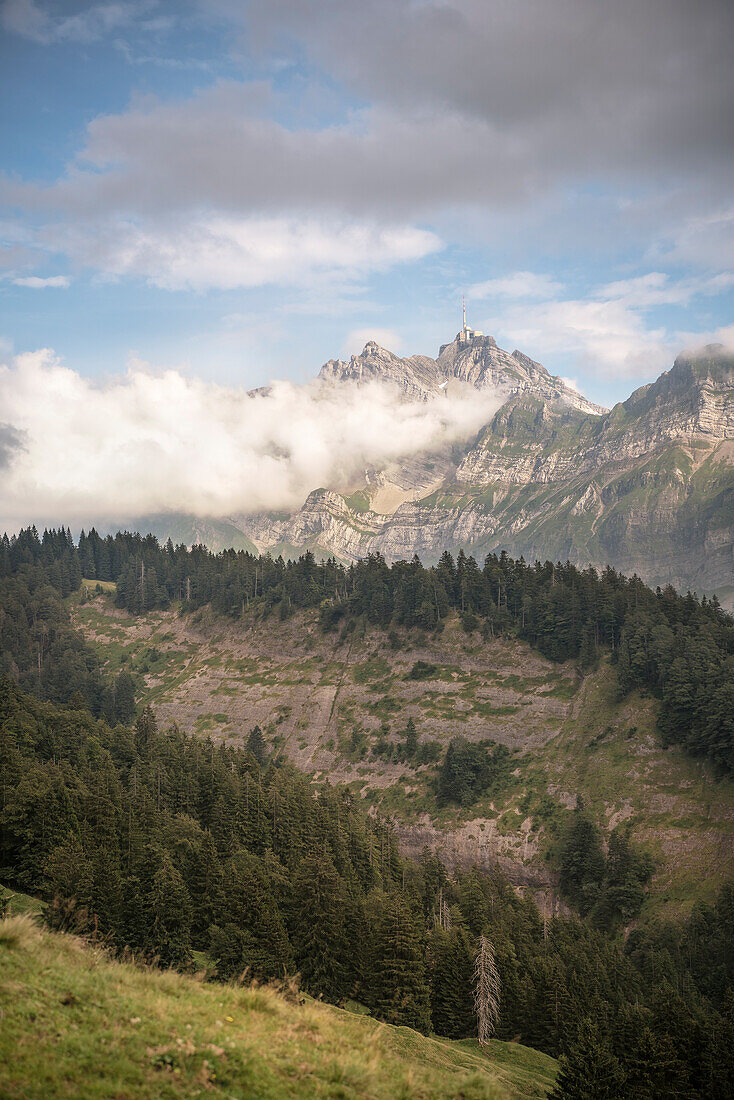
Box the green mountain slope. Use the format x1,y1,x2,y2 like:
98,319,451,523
72,593,734,919
0,915,557,1100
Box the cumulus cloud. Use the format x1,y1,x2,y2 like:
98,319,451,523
12,274,69,288
4,1,733,291
2,80,445,289
0,348,503,529
3,1,733,304
489,296,671,380
0,422,25,470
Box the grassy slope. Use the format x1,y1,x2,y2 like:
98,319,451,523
0,916,556,1100
70,594,734,918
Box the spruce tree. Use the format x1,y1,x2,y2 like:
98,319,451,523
549,1020,625,1099
373,895,431,1032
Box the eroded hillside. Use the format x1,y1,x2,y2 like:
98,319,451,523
73,591,734,917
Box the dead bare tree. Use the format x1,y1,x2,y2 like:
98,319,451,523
473,935,501,1045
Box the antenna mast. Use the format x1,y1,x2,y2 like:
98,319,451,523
462,294,466,333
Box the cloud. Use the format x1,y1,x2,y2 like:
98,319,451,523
489,295,671,380
12,274,70,288
469,271,563,301
1,0,144,43
43,215,440,291
661,208,734,271
3,1,733,296
3,80,446,289
474,267,734,380
0,348,504,529
240,0,734,188
597,270,734,308
0,422,25,470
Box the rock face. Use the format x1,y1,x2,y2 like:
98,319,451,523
320,333,606,415
138,336,734,604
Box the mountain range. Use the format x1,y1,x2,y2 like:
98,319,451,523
128,331,734,606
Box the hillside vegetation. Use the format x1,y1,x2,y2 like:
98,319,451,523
71,595,734,918
0,914,557,1100
2,531,734,1094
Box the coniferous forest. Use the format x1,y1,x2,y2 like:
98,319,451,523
3,525,733,770
1,526,734,1097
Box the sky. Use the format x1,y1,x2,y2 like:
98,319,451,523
0,0,733,527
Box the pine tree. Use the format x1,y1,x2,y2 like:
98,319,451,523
404,717,418,759
549,1019,625,1100
429,925,475,1038
146,855,193,967
290,855,348,1000
373,895,431,1032
246,725,266,765
113,671,136,724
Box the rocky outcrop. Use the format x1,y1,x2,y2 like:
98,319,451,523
319,341,443,400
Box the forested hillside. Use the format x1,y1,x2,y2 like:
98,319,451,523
1,679,734,1096
2,526,733,771
2,526,734,1093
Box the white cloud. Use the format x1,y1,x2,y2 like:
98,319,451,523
674,324,734,356
40,216,440,291
474,267,734,380
468,271,563,301
598,270,734,308
1,0,143,43
342,328,402,356
0,347,504,528
12,275,70,288
490,296,671,379
662,208,734,271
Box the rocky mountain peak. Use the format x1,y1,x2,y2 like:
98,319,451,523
318,331,606,413
318,342,440,400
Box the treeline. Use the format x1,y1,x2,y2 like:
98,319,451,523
1,677,732,1096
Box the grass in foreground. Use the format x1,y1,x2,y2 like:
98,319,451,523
0,916,556,1100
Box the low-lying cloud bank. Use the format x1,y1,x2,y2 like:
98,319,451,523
0,349,503,532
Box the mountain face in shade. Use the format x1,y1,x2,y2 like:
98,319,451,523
125,337,734,606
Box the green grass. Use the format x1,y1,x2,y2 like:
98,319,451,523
0,916,556,1099
0,884,45,917
81,577,117,593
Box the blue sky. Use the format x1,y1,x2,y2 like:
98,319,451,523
1,0,733,409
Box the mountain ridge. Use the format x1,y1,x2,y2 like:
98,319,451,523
117,334,734,605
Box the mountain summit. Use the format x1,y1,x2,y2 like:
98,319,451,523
320,332,606,415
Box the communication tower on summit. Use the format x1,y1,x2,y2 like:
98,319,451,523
459,295,483,344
